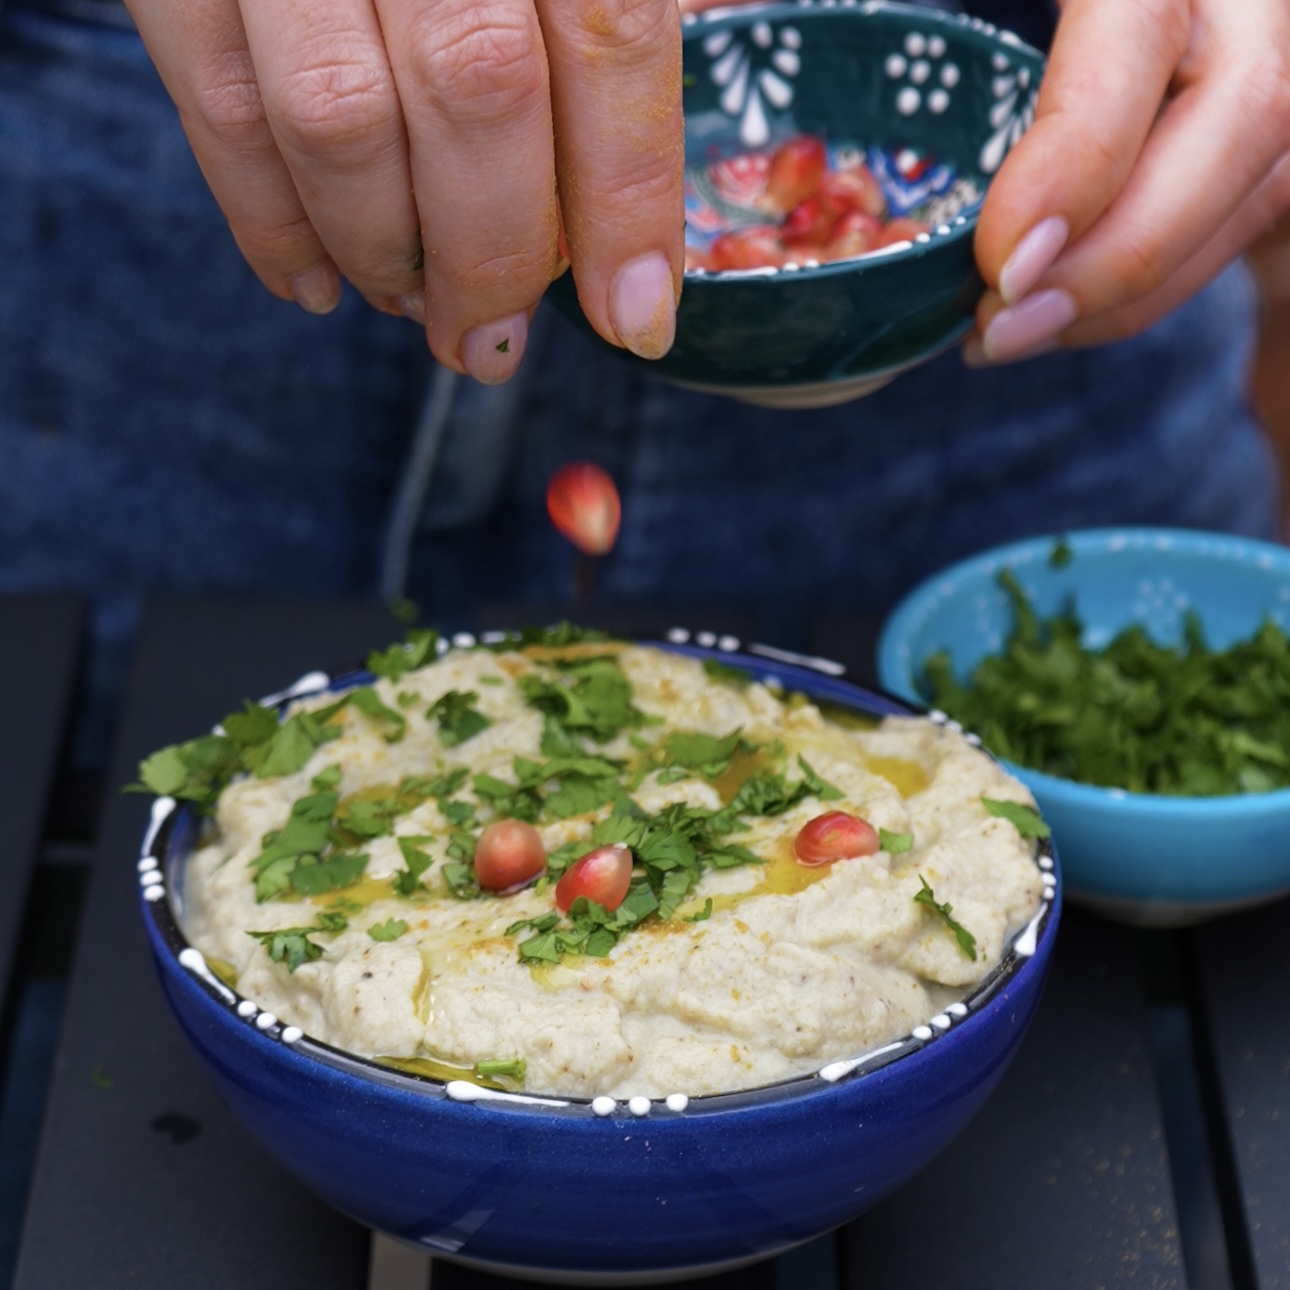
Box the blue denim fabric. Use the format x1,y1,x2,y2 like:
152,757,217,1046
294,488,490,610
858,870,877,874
0,6,1281,766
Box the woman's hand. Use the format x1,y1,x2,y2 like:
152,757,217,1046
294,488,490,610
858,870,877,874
968,0,1290,364
125,0,685,382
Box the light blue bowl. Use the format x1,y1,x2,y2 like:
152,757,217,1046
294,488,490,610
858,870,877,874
878,528,1290,926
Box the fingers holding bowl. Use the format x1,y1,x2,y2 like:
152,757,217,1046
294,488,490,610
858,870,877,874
971,0,1290,363
536,0,685,360
238,0,426,319
124,0,345,313
374,0,560,380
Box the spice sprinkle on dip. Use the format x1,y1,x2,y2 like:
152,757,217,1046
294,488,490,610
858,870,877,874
139,628,1046,1101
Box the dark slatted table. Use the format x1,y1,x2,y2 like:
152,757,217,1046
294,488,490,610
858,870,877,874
4,599,1288,1290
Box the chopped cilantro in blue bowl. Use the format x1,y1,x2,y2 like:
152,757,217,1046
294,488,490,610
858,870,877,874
879,528,1290,926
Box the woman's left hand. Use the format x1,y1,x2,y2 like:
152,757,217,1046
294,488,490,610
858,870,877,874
682,0,1290,366
968,0,1290,364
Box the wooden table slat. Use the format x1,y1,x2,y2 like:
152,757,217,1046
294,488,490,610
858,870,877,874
15,600,400,1290
1192,901,1290,1290
0,596,83,1023
14,601,1197,1290
839,908,1187,1287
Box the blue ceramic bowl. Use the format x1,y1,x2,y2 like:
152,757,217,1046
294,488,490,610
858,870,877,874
878,529,1290,927
548,2,1045,408
139,634,1059,1283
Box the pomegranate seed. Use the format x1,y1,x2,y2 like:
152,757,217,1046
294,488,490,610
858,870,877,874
710,227,785,271
475,820,547,892
764,136,827,215
820,166,887,219
826,210,885,261
555,843,634,913
879,218,930,248
782,198,833,247
546,462,622,556
685,244,713,273
794,811,881,866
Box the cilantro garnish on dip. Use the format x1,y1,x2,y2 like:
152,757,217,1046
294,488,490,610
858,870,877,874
148,629,1046,1101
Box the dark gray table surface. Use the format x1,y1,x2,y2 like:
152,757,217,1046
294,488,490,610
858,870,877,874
5,599,1287,1289
0,598,83,1048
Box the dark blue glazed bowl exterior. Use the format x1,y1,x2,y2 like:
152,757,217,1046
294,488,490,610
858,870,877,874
139,635,1060,1282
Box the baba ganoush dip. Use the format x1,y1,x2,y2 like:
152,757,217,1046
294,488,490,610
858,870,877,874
166,632,1046,1100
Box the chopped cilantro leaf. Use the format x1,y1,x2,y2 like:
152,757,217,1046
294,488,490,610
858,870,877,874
879,828,913,854
366,628,439,683
290,850,368,896
389,596,419,624
495,338,510,354
1049,535,1073,569
484,622,610,651
247,910,348,973
914,877,977,960
368,918,408,942
684,897,714,923
702,658,752,687
347,686,407,743
311,764,342,792
519,657,648,744
923,574,1290,796
661,729,742,774
393,836,436,897
981,797,1051,839
426,690,493,747
475,1056,524,1081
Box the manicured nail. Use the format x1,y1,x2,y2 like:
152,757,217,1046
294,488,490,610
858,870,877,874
982,289,1077,362
963,332,1059,368
398,291,426,325
461,311,528,385
289,262,341,316
998,216,1069,306
609,252,677,360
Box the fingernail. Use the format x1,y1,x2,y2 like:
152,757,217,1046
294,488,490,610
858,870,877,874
609,252,677,360
290,262,341,315
998,216,1069,306
963,332,1059,368
982,288,1077,362
398,291,426,325
461,311,528,385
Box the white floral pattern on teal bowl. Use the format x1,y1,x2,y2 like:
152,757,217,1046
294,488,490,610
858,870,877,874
547,1,1045,408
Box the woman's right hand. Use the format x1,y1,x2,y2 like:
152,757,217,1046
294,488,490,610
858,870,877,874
125,0,687,383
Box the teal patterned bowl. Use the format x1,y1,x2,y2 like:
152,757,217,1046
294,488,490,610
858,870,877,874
548,1,1045,408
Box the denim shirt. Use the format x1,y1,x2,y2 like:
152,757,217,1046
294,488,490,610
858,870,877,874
0,0,1279,764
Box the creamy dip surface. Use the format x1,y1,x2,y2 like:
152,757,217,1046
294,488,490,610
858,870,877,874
181,642,1045,1100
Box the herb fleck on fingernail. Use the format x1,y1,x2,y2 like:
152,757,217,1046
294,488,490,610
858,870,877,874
496,338,510,353
412,246,424,272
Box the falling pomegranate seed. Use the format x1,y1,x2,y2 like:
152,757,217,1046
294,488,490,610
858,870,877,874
546,462,622,556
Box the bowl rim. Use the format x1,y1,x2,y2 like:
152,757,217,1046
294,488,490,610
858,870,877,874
679,0,1047,283
877,525,1290,814
138,628,1060,1120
